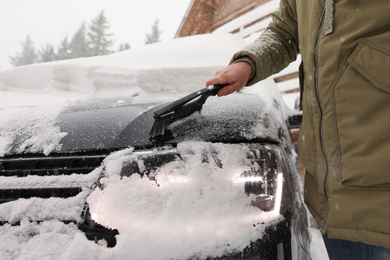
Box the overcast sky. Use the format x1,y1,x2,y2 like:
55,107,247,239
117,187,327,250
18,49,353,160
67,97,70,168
0,0,192,71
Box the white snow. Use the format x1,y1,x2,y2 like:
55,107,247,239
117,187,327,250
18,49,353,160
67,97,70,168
86,143,283,260
0,191,89,224
0,33,244,95
0,106,67,156
0,33,327,259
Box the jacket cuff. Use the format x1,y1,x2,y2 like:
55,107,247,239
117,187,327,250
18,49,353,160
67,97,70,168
230,56,256,86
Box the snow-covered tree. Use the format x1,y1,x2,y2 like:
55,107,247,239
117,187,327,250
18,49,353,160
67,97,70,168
9,35,39,66
39,44,56,62
69,22,90,58
56,36,71,60
145,18,162,44
9,11,128,66
88,10,114,56
118,42,131,51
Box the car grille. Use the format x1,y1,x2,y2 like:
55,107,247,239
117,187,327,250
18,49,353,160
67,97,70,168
0,153,119,247
0,154,106,218
0,154,106,177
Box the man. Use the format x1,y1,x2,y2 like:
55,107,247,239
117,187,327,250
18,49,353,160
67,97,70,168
206,0,390,259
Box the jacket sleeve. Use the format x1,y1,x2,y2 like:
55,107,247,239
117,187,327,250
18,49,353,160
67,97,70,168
230,0,299,86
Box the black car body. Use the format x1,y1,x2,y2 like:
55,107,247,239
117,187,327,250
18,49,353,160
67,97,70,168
0,34,309,259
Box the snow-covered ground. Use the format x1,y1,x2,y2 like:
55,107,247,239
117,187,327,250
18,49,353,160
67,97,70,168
0,33,328,259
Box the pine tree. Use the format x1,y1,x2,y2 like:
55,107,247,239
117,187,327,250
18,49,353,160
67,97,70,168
145,18,162,44
69,22,90,58
56,36,71,60
118,42,131,51
9,35,39,66
88,10,114,56
40,44,56,62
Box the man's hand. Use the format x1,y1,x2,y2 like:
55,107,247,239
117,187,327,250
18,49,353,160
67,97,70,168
206,61,252,96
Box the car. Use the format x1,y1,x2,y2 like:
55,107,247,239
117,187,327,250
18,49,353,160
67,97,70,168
0,34,309,259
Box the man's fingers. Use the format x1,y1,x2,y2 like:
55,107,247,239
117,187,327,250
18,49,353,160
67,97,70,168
206,72,231,87
205,78,223,87
206,75,245,97
206,61,252,96
205,77,237,96
206,66,234,87
217,82,242,96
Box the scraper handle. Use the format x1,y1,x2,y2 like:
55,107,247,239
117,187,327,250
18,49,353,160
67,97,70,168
154,84,227,118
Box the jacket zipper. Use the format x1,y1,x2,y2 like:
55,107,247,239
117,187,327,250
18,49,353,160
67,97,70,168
313,12,329,198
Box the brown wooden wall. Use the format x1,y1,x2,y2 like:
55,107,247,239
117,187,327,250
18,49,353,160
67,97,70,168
177,0,272,37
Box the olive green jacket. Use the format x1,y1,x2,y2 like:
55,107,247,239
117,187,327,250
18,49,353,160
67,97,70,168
231,0,390,248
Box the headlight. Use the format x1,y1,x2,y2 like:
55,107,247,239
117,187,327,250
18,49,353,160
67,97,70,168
236,145,284,214
110,144,284,214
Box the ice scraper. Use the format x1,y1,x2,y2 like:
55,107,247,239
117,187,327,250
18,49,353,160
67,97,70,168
149,84,227,142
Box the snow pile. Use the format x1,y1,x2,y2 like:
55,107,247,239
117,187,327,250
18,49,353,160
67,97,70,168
0,190,90,224
0,220,107,260
0,33,246,95
87,142,283,259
